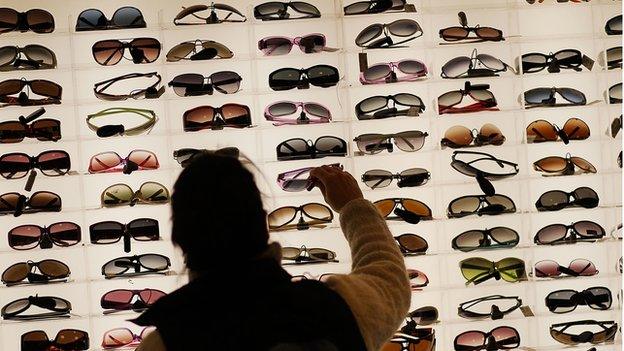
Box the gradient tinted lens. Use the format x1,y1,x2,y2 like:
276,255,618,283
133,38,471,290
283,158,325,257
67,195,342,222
32,119,61,141
138,254,169,271
92,40,123,65
358,96,388,114
526,120,557,142
127,150,159,170
38,260,70,279
303,103,330,118
607,47,622,67
444,125,473,147
403,199,432,217
562,118,590,140
259,37,293,56
138,182,169,203
111,6,145,27
586,287,612,310
23,45,56,67
388,19,420,36
438,90,463,107
607,15,622,34
102,184,134,206
363,170,393,189
609,83,622,101
89,152,122,172
268,207,297,229
363,64,392,81
449,196,480,215
128,218,159,241
409,306,438,325
535,157,566,172
37,151,70,176
441,27,469,41
537,190,569,210
0,46,17,66
454,230,486,251
221,104,251,127
480,123,504,145
2,262,30,283
29,191,61,211
255,2,285,16
202,41,233,58
479,54,505,70
0,8,19,33
397,60,426,75
572,187,599,208
491,327,520,347
570,157,596,173
102,329,134,347
8,225,41,249
267,102,297,116
48,222,80,246
456,331,485,349
524,88,552,104
355,24,383,46
291,2,320,15
475,27,501,40
558,88,585,104
298,34,325,53
26,9,54,33
573,220,604,238
398,168,429,187
554,50,582,68
407,269,428,287
308,248,335,260
535,224,567,244
130,38,160,62
308,65,339,87
90,221,124,243
277,138,308,159
170,73,203,96
76,9,106,30
546,290,581,313
166,43,195,62
0,153,30,178
394,131,426,151
442,56,471,78
138,289,165,304
0,79,23,95
211,71,241,94
569,259,598,276
101,290,133,308
183,105,215,130
534,260,560,277
397,234,427,252
302,203,332,221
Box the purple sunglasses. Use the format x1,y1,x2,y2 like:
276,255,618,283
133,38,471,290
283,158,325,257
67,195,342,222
277,164,342,192
360,59,428,85
264,101,332,126
258,33,328,56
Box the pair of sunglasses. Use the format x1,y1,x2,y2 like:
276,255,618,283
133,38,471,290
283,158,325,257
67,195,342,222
8,222,80,250
2,259,70,286
440,12,504,43
344,0,407,15
88,149,158,174
550,320,617,345
355,93,425,120
448,194,516,218
0,150,70,179
276,136,347,161
441,49,511,79
90,218,159,253
101,288,166,313
265,101,331,125
259,34,335,56
442,123,505,148
458,295,522,320
101,182,170,207
277,164,342,192
546,287,612,314
394,233,428,255
174,3,246,24
452,227,519,252
360,60,427,85
533,154,596,176
355,19,423,49
183,104,251,131
536,187,599,211
102,327,155,349
166,40,234,61
524,87,587,107
281,246,337,264
76,6,145,31
522,49,585,73
0,191,61,217
102,253,170,279
534,220,605,245
93,72,164,101
87,107,157,138
22,329,88,351
0,78,62,106
92,38,160,66
268,203,333,231
0,107,61,143
460,257,526,285
361,168,430,189
354,131,428,154
0,8,54,34
0,44,57,71
534,259,598,278
526,118,590,144
168,71,242,97
454,327,520,351
374,198,433,224
2,295,71,320
173,147,240,167
269,65,340,90
254,2,320,21
438,81,498,114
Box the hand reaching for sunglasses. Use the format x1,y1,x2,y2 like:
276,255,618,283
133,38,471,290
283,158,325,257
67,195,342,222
309,165,363,213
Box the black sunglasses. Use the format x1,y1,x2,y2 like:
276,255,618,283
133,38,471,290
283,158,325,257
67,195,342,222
355,93,425,120
21,329,89,351
523,87,587,107
0,8,54,34
174,3,246,25
101,253,171,279
546,287,612,314
0,150,70,179
344,0,407,15
605,15,622,36
522,49,585,74
168,71,242,97
93,72,164,101
90,218,160,253
451,151,518,195
173,147,240,167
0,107,61,143
535,187,599,212
76,6,146,31
441,49,511,79
606,46,622,70
276,136,347,161
269,65,339,91
458,295,522,320
608,82,621,104
439,11,504,43
534,221,605,245
0,191,62,217
2,295,71,320
447,194,516,218
254,2,321,21
452,227,519,252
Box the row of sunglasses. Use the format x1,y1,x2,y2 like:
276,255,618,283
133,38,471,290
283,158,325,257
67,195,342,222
2,4,620,34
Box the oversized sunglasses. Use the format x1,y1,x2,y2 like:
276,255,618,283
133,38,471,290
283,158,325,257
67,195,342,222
269,65,340,90
344,0,407,15
535,187,599,212
259,33,336,55
458,295,522,320
2,295,71,320
101,253,171,279
88,149,159,174
0,44,57,71
441,123,506,148
183,103,252,131
0,8,54,34
281,246,338,264
534,221,605,245
360,59,427,84
526,118,590,144
605,15,622,35
168,71,242,97
0,107,61,143
254,2,321,21
438,81,498,114
173,147,240,167
22,329,89,351
0,191,61,217
75,6,146,31
394,233,428,255
277,164,342,192
101,288,166,313
276,136,347,160
90,218,160,253
533,154,596,176
533,259,598,278
92,38,161,66
374,198,433,224
440,11,504,43
550,320,617,345
102,327,155,349
452,227,519,252
354,130,428,154
93,72,164,101
264,101,331,125
2,259,70,286
441,49,511,79
86,107,157,138
166,40,234,61
355,93,425,120
546,287,612,314
8,222,80,250
173,3,246,25
447,194,516,218
355,19,423,49
361,167,430,189
0,78,62,106
454,327,520,350
522,49,585,74
523,87,587,107
100,182,170,207
0,150,70,179
459,257,526,285
268,203,333,231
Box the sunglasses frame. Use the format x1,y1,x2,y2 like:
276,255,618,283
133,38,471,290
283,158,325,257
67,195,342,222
100,288,166,312
173,3,247,25
533,154,596,176
438,81,498,114
608,82,622,104
8,221,81,250
0,44,57,71
91,37,161,66
534,221,606,245
355,93,425,120
534,259,598,278
454,326,520,350
100,181,170,208
276,136,347,161
441,124,506,148
93,72,164,101
86,107,157,138
550,320,617,345
182,103,252,131
523,86,587,107
0,78,62,106
166,39,234,62
75,6,146,31
168,71,242,97
521,49,584,74
0,191,62,217
344,0,407,15
254,1,321,21
361,167,430,189
21,329,89,351
459,257,526,285
394,233,428,255
1,259,70,286
89,218,160,245
606,46,622,70
526,118,590,144
355,19,423,49
374,197,433,224
0,150,70,179
2,295,71,320
0,109,61,143
452,227,520,252
535,186,599,211
88,149,159,174
545,287,612,314
458,295,523,320
354,130,429,154
360,59,428,84
264,101,332,125
441,49,511,79
269,65,340,90
447,194,517,218
101,253,171,279
0,8,55,34
268,203,334,231
605,15,622,35
281,245,338,264
258,33,328,55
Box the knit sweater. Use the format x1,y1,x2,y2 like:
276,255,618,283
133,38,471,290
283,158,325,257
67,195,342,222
136,198,411,351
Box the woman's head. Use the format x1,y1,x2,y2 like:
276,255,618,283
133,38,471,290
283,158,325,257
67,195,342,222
171,153,269,271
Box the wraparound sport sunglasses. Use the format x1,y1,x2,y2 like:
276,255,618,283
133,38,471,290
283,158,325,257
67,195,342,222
2,294,71,320
522,49,586,74
458,295,523,320
355,19,423,49
101,288,166,313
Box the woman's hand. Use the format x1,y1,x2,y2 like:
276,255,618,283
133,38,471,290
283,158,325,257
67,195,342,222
309,165,363,213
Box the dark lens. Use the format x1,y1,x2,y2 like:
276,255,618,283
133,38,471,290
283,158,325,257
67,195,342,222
455,331,485,349
268,101,297,117
315,136,346,156
535,224,567,244
395,93,423,108
171,73,204,97
586,287,612,310
491,327,520,348
344,2,373,15
259,37,293,56
128,218,159,241
443,125,473,147
498,258,525,282
38,259,70,279
183,105,215,130
409,306,438,325
0,79,23,96
130,38,160,63
442,56,471,78
554,50,582,68
546,290,578,313
221,104,251,127
111,6,145,28
558,88,586,104
441,27,469,41
609,83,622,102
524,87,552,104
526,120,557,142
90,221,124,244
388,19,420,36
357,134,386,155
102,184,134,206
572,220,605,239
2,262,29,283
76,9,106,30
211,71,241,94
277,138,309,159
397,60,426,75
307,65,339,87
396,234,427,252
607,15,622,34
489,227,519,246
475,27,501,40
460,257,492,282
8,224,42,249
298,34,325,53
449,196,480,216
139,289,166,304
166,42,195,62
479,54,506,70
572,187,599,208
269,68,301,90
31,80,61,98
255,2,285,16
569,258,597,276
522,53,548,73
55,330,88,349
438,90,463,108
308,248,335,260
26,9,54,33
0,121,26,143
37,150,70,176
0,46,17,66
362,64,391,82
398,168,428,187
358,96,388,114
537,190,569,211
48,222,81,246
355,24,383,46
32,119,61,141
607,47,622,68
139,254,169,271
394,131,426,152
93,40,125,66
454,230,485,251
0,8,19,33
303,103,330,119
291,2,321,15
103,258,131,276
0,153,30,179
362,169,393,189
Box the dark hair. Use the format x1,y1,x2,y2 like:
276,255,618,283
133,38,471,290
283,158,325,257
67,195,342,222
171,153,269,271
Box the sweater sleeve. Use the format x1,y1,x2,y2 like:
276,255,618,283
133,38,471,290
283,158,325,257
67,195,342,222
323,198,411,351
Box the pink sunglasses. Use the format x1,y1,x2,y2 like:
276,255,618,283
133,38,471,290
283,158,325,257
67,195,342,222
264,101,332,126
360,59,428,85
102,327,156,348
88,149,159,174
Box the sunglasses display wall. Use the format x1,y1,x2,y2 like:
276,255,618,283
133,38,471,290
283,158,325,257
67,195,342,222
0,0,621,350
